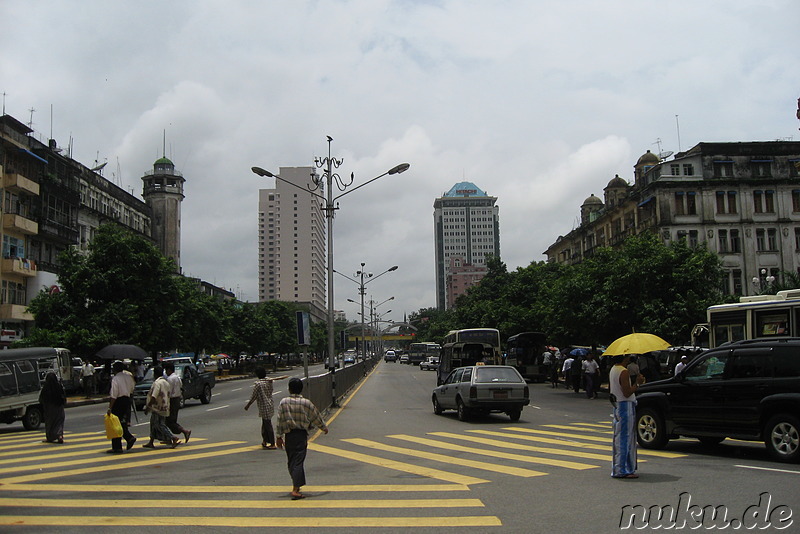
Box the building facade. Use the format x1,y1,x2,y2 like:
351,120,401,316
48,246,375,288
544,142,800,297
258,167,326,321
433,181,500,310
0,113,155,341
141,156,184,272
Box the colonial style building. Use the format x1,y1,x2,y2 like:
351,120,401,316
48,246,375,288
544,142,800,296
434,182,500,309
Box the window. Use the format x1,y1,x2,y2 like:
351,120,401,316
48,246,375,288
767,228,777,250
730,229,741,253
686,192,697,214
756,229,766,251
718,230,729,253
751,160,772,178
795,228,800,251
714,161,734,178
716,191,738,214
688,230,698,248
683,164,694,176
732,269,743,296
753,190,775,214
793,191,800,213
670,164,680,176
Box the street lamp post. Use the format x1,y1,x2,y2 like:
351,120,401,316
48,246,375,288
336,263,397,361
368,296,394,357
253,138,409,407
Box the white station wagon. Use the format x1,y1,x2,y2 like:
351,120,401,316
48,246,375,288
432,365,529,421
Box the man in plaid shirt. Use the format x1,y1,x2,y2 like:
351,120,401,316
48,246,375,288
275,378,328,500
244,367,288,449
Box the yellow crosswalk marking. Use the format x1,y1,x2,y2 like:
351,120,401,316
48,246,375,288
0,515,503,528
310,442,491,485
0,442,250,484
541,424,613,434
500,427,687,458
0,483,472,493
0,438,210,464
0,497,486,509
387,435,597,470
345,438,551,477
428,431,612,462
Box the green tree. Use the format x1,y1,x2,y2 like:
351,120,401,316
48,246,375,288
25,224,182,357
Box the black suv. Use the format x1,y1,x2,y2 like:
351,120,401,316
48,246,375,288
635,337,800,463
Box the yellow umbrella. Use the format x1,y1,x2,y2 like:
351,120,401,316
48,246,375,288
602,333,670,356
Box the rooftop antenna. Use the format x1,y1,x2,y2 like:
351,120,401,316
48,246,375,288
163,129,166,158
653,138,673,161
50,104,53,140
27,107,35,129
675,114,682,152
1,92,6,115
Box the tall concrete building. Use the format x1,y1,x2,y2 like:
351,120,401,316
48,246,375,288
433,181,500,310
258,167,326,321
141,156,184,272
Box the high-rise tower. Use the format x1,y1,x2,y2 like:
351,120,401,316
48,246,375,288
433,182,500,310
141,156,184,271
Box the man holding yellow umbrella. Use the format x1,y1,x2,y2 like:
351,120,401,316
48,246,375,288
602,333,670,479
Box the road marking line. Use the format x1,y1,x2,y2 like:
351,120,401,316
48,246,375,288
0,497,485,509
572,422,612,428
428,432,612,462
342,438,548,478
466,429,682,458
0,515,503,528
498,428,687,458
541,424,613,434
206,405,229,411
387,435,596,471
735,464,800,475
0,438,211,465
0,442,250,484
310,442,490,485
0,483,472,493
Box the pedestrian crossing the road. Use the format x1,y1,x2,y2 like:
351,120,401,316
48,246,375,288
0,420,687,529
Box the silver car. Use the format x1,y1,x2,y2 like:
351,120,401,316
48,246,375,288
420,356,439,371
432,365,529,421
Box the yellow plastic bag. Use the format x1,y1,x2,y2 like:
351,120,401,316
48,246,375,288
104,413,123,439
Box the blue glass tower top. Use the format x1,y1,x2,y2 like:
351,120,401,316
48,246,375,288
443,182,486,197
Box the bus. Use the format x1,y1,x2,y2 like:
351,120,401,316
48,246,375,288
705,289,800,348
505,332,549,381
437,328,503,385
406,342,441,365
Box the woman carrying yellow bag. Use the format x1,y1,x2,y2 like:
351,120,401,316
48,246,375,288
104,412,123,439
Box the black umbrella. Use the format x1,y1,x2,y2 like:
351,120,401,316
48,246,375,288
96,344,148,361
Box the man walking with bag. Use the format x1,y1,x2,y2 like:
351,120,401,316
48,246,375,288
275,378,328,500
107,361,137,453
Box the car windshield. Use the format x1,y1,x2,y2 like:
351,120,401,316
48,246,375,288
474,367,523,383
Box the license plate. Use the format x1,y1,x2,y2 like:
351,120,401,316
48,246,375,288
493,391,508,399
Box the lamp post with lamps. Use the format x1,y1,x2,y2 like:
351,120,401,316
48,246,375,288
336,264,397,361
368,296,394,357
752,268,776,294
253,138,409,406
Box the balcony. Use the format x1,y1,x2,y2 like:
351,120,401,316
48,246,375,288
2,173,40,196
2,214,38,235
0,304,33,322
1,257,37,277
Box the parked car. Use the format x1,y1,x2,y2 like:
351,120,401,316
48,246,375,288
432,365,529,421
635,337,800,463
420,356,439,371
384,350,398,362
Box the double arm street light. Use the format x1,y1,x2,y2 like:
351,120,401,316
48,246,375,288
253,138,409,406
336,263,398,361
369,296,394,356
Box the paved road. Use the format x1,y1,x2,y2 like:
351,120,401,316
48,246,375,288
1,362,798,532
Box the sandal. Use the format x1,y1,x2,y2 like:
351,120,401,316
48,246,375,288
291,493,305,500
170,438,180,449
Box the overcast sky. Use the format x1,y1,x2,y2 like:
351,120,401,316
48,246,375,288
3,1,799,325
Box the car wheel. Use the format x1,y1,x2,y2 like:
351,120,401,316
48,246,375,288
432,395,443,415
698,436,725,447
199,384,212,404
508,410,522,422
22,406,43,430
764,414,800,463
636,407,669,449
456,398,469,422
